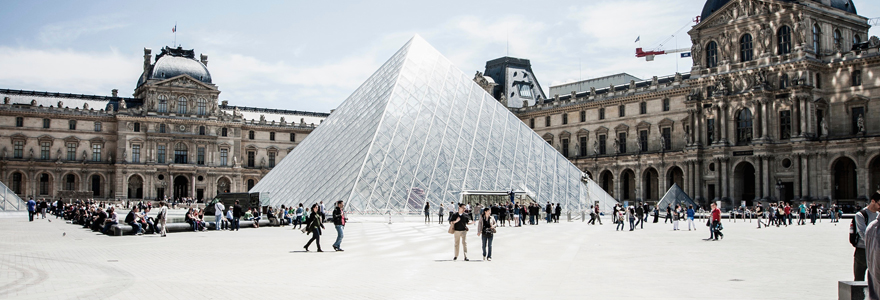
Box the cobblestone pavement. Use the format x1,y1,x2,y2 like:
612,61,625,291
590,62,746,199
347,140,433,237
0,214,852,299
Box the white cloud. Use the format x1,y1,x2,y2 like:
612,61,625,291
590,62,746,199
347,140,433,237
39,15,130,44
0,47,139,96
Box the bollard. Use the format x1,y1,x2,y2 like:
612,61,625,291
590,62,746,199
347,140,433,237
582,211,586,222
567,211,572,222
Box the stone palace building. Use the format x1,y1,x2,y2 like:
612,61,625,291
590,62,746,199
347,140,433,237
0,46,327,202
486,0,879,209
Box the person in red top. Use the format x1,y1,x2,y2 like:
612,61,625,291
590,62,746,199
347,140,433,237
708,203,723,241
783,203,792,226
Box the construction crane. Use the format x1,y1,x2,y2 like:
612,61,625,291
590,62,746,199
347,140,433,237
635,18,699,61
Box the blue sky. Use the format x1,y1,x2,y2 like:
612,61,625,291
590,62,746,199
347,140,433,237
0,0,877,113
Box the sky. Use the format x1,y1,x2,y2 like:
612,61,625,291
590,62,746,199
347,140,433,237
0,0,877,113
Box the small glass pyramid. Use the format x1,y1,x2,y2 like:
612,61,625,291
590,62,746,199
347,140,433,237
251,35,616,214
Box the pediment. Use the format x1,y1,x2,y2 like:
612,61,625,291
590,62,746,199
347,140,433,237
636,121,652,129
658,118,675,127
595,126,609,134
577,128,590,136
542,133,554,140
155,75,215,90
559,130,572,138
614,123,630,132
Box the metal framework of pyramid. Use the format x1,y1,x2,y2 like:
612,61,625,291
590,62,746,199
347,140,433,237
251,35,616,214
656,183,698,211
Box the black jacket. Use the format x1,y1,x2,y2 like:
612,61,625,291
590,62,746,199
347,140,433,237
332,207,344,226
233,205,242,218
306,213,324,231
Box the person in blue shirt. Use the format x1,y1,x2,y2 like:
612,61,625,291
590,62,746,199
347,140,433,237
798,202,807,225
686,205,696,231
26,198,36,222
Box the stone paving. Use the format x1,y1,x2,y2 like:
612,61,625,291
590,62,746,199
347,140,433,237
0,213,854,299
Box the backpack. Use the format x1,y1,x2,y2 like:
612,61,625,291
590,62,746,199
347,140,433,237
849,210,869,247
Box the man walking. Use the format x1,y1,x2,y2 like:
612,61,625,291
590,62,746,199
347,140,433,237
854,193,879,281
157,201,168,237
635,203,644,229
214,200,225,231
450,204,472,261
27,197,36,222
332,200,346,252
664,204,672,224
232,200,243,231
798,202,807,225
707,203,722,241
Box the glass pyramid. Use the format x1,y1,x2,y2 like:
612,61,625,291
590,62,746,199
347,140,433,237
251,35,616,214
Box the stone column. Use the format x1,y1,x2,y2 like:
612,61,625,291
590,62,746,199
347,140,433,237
794,154,802,200
794,97,802,137
696,112,704,146
761,100,769,139
722,158,730,201
715,106,722,144
755,158,762,202
801,154,810,199
800,98,809,137
762,156,771,199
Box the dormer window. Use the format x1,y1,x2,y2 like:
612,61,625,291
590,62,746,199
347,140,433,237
518,84,532,98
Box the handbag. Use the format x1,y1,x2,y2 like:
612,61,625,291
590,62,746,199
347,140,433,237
448,223,455,234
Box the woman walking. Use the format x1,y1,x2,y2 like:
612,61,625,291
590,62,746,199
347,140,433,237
686,205,696,231
477,208,496,261
673,205,681,231
303,204,325,252
627,206,636,231
616,207,625,231
157,201,168,237
294,203,304,229
424,202,431,224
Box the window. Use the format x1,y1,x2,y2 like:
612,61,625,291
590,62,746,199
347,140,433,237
598,134,607,155
247,179,255,190
268,151,276,167
199,126,206,136
618,132,626,153
833,29,842,50
580,111,586,122
221,128,228,137
174,143,187,164
815,73,821,89
780,110,792,140
598,108,605,120
197,98,207,115
133,122,140,132
94,122,102,132
780,74,789,89
132,144,141,163
197,147,205,165
247,151,255,168
778,26,792,55
42,119,49,129
68,120,76,130
177,97,187,114
11,173,22,194
854,34,862,45
65,174,75,191
15,117,23,127
640,102,647,115
618,105,625,117
39,174,49,195
663,98,670,112
812,24,821,55
639,130,648,152
852,107,865,134
289,133,295,142
13,140,23,158
579,136,587,156
529,118,535,128
740,34,753,62
40,142,50,160
92,144,102,162
157,145,166,164
661,127,672,150
157,96,168,113
220,149,228,166
66,143,76,161
545,116,550,127
706,41,718,68
518,84,532,98
561,139,570,157
270,132,276,141
159,124,166,133
816,109,825,136
707,118,715,144
248,130,255,140
736,109,753,145
852,70,862,86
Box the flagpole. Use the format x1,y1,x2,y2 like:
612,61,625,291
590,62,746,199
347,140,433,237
174,22,177,47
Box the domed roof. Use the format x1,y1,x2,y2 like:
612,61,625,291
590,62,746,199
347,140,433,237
136,46,212,87
700,0,856,21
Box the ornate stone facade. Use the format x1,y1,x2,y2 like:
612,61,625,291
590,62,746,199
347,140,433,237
0,46,328,202
506,0,880,209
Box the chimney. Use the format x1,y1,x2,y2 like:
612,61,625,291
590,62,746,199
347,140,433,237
221,100,228,106
200,54,208,66
143,48,152,70
111,89,118,97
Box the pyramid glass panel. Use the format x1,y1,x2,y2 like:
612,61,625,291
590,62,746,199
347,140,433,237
251,35,617,214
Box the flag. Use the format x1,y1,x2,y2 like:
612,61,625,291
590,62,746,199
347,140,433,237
634,36,640,43
681,52,692,58
172,25,176,33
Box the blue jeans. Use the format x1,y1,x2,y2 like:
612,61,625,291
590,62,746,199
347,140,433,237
481,234,493,259
232,218,240,231
629,218,635,230
333,225,344,249
102,221,117,234
616,220,624,231
215,215,223,230
128,221,142,234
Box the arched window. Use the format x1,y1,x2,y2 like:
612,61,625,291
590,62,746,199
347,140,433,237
706,41,718,68
740,34,753,62
157,95,167,113
174,143,188,164
812,24,821,55
736,108,753,145
197,98,207,115
853,34,861,45
777,26,792,55
833,29,842,50
177,97,187,114
65,174,76,191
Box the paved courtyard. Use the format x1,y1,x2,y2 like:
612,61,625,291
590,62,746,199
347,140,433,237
0,213,854,299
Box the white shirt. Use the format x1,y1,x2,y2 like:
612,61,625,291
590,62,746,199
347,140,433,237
215,202,225,216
